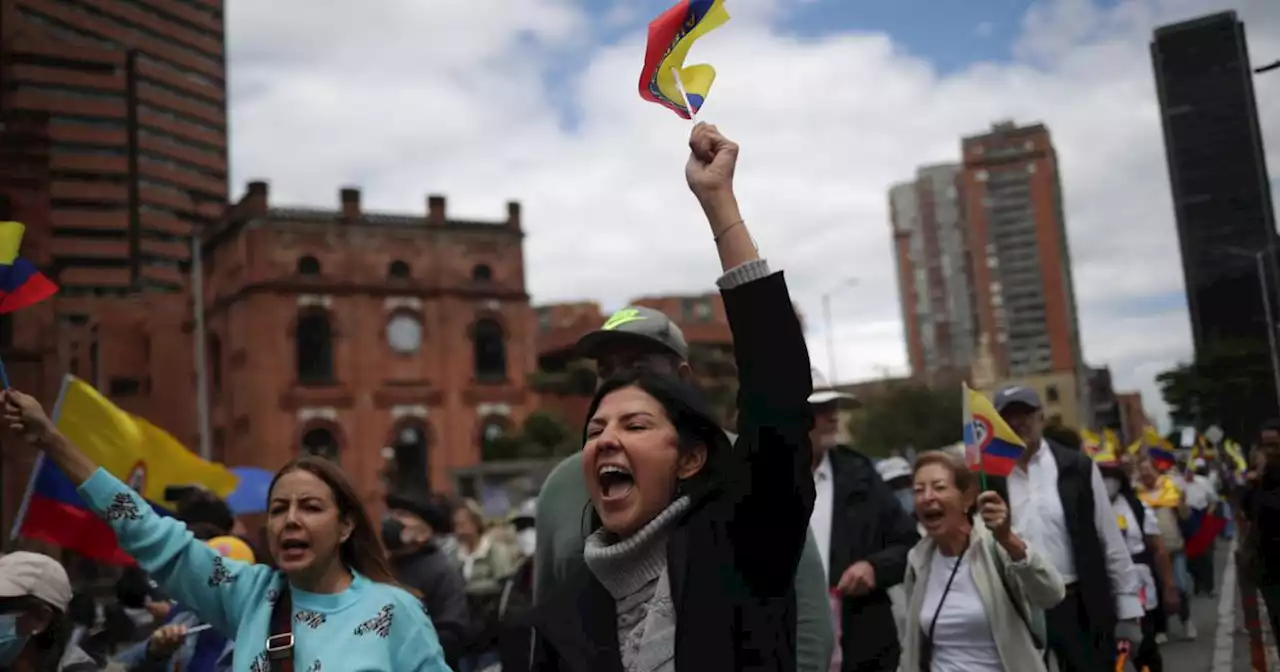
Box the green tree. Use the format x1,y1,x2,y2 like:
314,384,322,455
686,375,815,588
848,382,962,458
1156,337,1277,440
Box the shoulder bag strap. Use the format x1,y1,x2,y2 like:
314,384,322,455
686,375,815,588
989,538,1044,650
267,577,295,672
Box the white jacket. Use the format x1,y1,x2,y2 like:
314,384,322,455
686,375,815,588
901,522,1065,672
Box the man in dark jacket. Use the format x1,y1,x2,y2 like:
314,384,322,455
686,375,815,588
808,370,920,671
1241,420,1280,639
384,491,470,668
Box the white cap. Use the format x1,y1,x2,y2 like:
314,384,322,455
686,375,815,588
512,498,536,522
876,457,912,482
0,551,73,612
808,368,856,406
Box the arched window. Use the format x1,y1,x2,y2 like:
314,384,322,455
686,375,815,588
388,423,430,493
301,427,339,461
297,255,321,275
471,264,492,282
207,334,222,393
387,260,411,279
296,309,334,385
472,318,507,383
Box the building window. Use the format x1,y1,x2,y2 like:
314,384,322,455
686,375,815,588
0,315,12,348
207,334,222,393
472,318,507,383
89,340,99,387
300,427,339,461
387,260,411,279
388,423,430,494
472,264,492,282
296,309,334,385
1045,385,1060,403
109,377,142,397
296,255,321,275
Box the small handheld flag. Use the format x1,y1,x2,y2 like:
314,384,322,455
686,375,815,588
963,383,1027,485
639,0,731,120
0,221,59,387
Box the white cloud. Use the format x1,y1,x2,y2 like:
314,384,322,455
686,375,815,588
227,0,1280,429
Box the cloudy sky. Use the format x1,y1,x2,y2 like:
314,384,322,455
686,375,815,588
224,0,1280,427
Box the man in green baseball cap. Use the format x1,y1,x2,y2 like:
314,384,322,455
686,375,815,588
535,305,835,672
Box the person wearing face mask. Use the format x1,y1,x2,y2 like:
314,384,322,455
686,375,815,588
496,499,538,672
383,491,470,670
1095,450,1178,672
0,551,98,672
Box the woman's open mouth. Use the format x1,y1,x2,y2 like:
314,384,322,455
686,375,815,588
597,464,635,502
278,538,311,561
919,509,945,527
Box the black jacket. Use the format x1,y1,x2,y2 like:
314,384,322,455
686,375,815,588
497,557,536,672
825,448,920,671
530,271,815,672
390,541,470,667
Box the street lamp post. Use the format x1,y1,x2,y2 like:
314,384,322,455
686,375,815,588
185,191,212,461
1223,246,1280,415
820,278,860,384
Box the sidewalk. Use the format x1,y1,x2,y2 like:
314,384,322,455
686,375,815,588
1216,541,1280,672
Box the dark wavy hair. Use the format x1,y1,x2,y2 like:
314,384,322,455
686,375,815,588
582,370,733,511
269,456,399,586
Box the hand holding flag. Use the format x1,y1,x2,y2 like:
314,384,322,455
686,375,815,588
963,383,1027,484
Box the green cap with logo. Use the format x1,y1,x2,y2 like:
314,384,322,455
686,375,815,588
576,306,690,361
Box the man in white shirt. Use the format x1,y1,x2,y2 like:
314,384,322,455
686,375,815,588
993,385,1143,672
808,371,920,671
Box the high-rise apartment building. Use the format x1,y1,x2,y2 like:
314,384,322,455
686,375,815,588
1151,11,1276,354
960,121,1084,380
0,0,227,294
890,163,977,384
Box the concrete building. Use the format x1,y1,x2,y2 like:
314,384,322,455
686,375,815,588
198,183,537,505
890,163,977,385
961,121,1087,413
1152,11,1277,432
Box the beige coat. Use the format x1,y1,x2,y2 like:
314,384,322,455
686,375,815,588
901,523,1065,672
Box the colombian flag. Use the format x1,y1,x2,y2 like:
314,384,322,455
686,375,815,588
1080,429,1102,457
963,383,1026,477
11,376,239,564
639,0,730,119
0,222,58,313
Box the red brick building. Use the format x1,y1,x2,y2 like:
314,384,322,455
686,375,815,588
201,183,537,504
0,0,228,295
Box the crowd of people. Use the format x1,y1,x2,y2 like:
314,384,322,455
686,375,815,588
0,123,1277,671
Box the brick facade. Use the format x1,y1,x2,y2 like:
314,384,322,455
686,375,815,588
201,183,536,508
